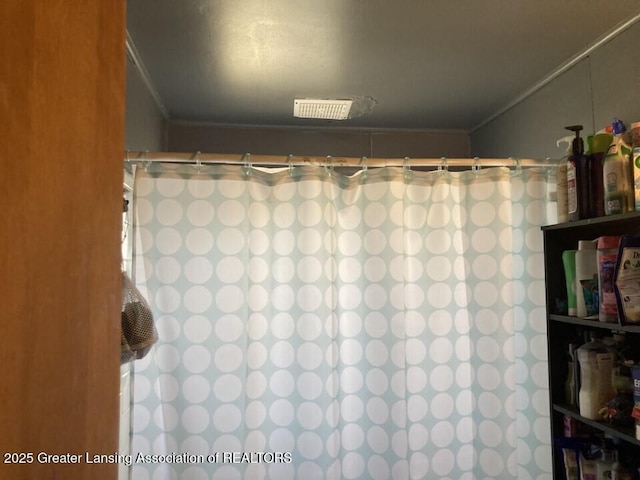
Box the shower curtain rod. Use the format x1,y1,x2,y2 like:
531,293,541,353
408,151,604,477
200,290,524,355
124,151,556,169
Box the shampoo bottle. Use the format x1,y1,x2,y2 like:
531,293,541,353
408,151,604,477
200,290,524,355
566,125,591,220
603,118,633,215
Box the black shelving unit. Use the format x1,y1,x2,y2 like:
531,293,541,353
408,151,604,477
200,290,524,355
542,211,640,478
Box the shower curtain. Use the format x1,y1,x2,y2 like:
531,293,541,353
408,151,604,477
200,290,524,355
130,163,553,480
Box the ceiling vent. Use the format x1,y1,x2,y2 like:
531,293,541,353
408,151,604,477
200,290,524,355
293,99,353,120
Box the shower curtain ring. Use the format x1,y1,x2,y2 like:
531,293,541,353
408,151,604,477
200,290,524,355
287,154,294,176
510,157,522,176
193,151,202,174
472,157,481,176
438,157,449,175
403,157,411,179
142,150,151,172
243,153,251,176
325,156,334,176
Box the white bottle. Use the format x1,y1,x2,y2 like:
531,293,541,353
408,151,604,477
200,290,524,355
577,334,615,420
575,240,598,318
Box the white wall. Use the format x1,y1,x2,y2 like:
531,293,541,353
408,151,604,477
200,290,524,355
125,57,168,152
471,22,640,160
167,122,470,159
126,52,470,160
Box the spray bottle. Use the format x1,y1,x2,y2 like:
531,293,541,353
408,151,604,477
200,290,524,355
556,136,573,223
603,118,633,215
566,125,591,221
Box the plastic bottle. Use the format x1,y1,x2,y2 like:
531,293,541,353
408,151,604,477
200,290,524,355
598,236,621,323
556,136,572,223
580,452,598,480
563,447,579,480
603,118,633,215
566,125,591,220
576,240,598,318
562,249,578,316
596,439,616,480
577,332,616,420
630,121,640,211
589,126,612,218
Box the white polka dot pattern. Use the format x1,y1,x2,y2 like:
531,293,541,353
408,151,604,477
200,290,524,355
131,165,552,479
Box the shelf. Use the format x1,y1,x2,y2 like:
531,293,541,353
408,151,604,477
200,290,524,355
544,212,640,476
549,314,640,333
542,211,640,232
553,404,640,447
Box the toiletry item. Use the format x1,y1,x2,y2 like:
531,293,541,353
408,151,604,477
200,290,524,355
596,440,616,480
556,135,572,223
577,333,615,420
580,278,599,318
630,121,640,211
603,118,633,215
563,249,578,316
580,451,598,480
598,236,621,323
632,365,640,440
614,234,640,324
563,447,578,480
566,125,591,220
589,127,612,218
576,240,598,318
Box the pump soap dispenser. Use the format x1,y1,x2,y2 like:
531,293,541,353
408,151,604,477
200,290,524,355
566,125,591,221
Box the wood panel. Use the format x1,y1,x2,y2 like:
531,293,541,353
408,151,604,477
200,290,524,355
0,1,125,479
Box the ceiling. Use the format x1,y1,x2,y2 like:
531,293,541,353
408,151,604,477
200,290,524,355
126,0,640,132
